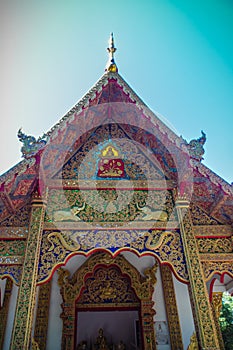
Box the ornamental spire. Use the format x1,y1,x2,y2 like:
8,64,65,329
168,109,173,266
105,33,118,73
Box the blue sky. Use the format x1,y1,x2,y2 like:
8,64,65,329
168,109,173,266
1,0,233,183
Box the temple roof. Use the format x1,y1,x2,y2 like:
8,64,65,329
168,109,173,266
0,38,232,226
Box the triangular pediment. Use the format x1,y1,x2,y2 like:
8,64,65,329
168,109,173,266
52,123,170,182
0,71,232,225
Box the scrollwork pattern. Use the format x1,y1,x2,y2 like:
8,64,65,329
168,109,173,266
76,266,139,307
0,265,22,284
202,261,233,280
38,229,188,283
197,237,233,253
0,240,26,256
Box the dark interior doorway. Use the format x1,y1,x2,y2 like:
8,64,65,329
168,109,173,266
76,309,142,349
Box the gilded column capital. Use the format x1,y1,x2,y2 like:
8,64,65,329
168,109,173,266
175,197,190,208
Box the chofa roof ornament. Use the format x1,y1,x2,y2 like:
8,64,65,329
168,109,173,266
186,130,207,161
17,128,48,159
105,33,118,73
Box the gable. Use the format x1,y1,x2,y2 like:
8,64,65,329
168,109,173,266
52,123,170,182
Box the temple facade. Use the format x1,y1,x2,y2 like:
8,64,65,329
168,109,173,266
0,35,233,350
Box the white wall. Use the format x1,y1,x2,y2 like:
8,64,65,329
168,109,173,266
46,271,63,350
3,283,18,350
0,278,6,307
172,275,195,349
153,266,170,350
46,255,87,350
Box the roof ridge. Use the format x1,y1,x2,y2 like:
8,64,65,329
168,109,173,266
193,161,232,195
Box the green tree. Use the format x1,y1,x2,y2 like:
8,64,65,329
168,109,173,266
219,292,233,350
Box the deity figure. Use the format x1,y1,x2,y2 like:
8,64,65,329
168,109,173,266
116,340,126,350
97,145,125,178
95,329,108,350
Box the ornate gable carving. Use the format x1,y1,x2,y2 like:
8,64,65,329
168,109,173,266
190,203,221,225
1,203,31,227
53,124,168,181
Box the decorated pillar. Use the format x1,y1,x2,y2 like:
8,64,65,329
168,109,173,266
140,299,156,350
34,281,52,350
10,191,47,350
211,292,225,350
160,264,183,350
175,198,220,350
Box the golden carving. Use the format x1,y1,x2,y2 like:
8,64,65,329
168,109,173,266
211,292,225,350
58,252,157,350
32,338,40,350
0,240,26,256
76,266,140,307
1,203,31,227
202,260,233,281
160,264,183,350
193,225,232,237
47,231,81,252
37,227,189,284
190,204,219,225
0,265,22,284
34,281,51,350
53,203,85,222
187,332,198,350
212,292,223,319
197,237,233,253
59,123,168,182
136,204,168,221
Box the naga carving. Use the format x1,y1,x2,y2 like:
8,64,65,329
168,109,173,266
182,130,206,161
18,128,48,158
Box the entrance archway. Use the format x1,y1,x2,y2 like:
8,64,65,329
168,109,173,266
58,252,157,350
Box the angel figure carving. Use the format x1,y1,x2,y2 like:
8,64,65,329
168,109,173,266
136,203,168,221
53,203,85,222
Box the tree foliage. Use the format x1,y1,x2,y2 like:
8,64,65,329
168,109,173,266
219,292,233,350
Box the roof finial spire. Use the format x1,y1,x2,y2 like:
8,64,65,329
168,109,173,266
105,33,118,73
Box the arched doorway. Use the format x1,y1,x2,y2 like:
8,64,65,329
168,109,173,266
58,252,157,350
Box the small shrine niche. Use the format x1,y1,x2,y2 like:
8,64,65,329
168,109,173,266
97,145,125,178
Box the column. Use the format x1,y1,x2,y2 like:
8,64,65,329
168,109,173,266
176,198,220,350
141,300,156,350
10,192,47,350
211,292,225,350
34,281,52,350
